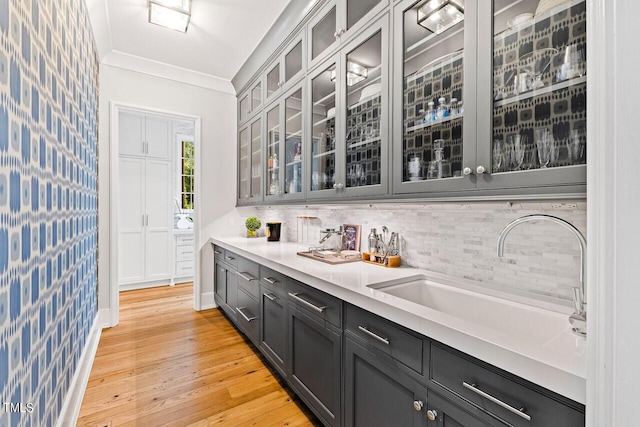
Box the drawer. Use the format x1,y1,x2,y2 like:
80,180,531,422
259,266,287,296
345,304,424,376
287,279,342,328
175,261,193,276
236,287,259,346
212,244,225,262
430,344,585,427
222,250,239,268
237,257,260,299
176,234,194,245
176,245,194,261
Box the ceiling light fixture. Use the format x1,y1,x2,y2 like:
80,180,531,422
148,0,192,33
330,61,368,87
417,0,464,34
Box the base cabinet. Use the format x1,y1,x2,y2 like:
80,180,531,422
344,337,426,427
260,282,287,377
214,260,237,324
288,303,342,427
426,391,495,427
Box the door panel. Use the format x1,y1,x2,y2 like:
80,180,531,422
146,116,171,159
145,160,171,279
119,112,144,156
118,157,145,283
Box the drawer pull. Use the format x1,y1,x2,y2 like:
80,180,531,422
214,250,222,255
288,292,326,313
358,326,390,345
262,277,277,284
237,272,257,281
462,382,531,421
225,256,235,261
236,307,256,322
263,292,278,301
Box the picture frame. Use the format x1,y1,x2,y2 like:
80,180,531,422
341,224,362,252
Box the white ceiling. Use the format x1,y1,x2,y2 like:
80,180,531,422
86,0,292,93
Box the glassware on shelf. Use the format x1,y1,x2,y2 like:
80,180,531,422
425,101,436,123
558,44,586,82
408,156,422,181
519,48,558,91
509,134,527,170
568,129,586,163
492,139,504,173
436,97,449,119
535,128,554,168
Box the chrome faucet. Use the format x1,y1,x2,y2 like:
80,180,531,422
497,214,587,338
319,226,343,245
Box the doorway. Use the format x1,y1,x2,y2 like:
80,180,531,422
109,102,202,326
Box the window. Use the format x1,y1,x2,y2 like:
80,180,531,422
179,140,194,210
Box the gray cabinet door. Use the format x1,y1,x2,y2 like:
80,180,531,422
344,337,427,427
260,285,287,377
288,303,342,427
426,391,495,427
224,268,238,324
214,262,227,303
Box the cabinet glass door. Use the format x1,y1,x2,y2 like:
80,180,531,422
346,0,383,30
344,30,383,190
238,127,249,201
490,0,586,173
267,62,281,99
239,93,250,123
251,81,262,112
311,4,338,62
394,0,476,194
250,118,262,199
266,105,281,197
475,0,586,190
285,88,304,195
310,61,338,194
285,40,303,83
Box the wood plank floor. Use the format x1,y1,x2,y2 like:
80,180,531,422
77,283,321,426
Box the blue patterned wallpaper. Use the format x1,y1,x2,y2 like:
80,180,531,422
0,0,99,425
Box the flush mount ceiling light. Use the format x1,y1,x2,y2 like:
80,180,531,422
148,0,192,33
417,0,464,34
330,61,368,87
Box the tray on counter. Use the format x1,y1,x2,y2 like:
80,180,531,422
297,251,362,265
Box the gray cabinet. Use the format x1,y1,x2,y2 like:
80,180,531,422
213,260,238,325
344,337,427,427
239,78,263,125
287,281,343,427
307,14,390,200
426,391,495,427
259,268,288,377
393,0,587,197
238,115,263,204
266,32,306,104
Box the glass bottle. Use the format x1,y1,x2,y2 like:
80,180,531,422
426,101,435,123
368,228,378,253
450,98,458,115
273,153,278,169
436,97,449,119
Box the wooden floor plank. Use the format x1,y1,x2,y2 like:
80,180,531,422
78,283,319,426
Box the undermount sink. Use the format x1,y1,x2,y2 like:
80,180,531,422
367,274,573,347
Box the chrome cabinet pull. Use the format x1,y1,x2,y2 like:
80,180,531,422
237,272,257,281
236,307,256,322
225,256,235,261
358,326,390,345
288,292,326,313
462,382,531,421
262,277,277,284
263,292,277,301
214,250,222,255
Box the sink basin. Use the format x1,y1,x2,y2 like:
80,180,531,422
368,274,572,347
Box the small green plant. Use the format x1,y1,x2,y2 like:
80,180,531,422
245,217,261,232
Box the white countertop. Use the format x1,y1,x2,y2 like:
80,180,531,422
210,236,586,404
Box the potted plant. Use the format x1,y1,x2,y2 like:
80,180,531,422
245,216,261,238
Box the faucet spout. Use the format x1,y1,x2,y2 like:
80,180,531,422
497,214,587,337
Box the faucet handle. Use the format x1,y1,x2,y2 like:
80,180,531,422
573,287,585,313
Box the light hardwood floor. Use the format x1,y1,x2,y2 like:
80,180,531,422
77,283,320,426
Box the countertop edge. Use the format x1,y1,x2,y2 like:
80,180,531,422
209,237,586,405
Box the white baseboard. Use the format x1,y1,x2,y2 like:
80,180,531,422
200,292,217,310
98,308,114,329
119,280,172,292
56,311,104,427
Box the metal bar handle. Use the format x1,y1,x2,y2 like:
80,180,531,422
214,250,222,256
237,272,257,281
288,292,326,313
358,326,390,345
225,256,235,261
462,382,531,421
262,277,277,285
263,292,278,301
236,307,256,322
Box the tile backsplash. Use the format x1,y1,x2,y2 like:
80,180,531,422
257,201,586,304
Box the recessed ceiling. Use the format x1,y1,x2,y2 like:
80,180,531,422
87,0,292,91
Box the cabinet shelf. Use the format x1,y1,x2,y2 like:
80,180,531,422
314,91,336,107
347,137,381,150
313,149,336,159
286,130,302,138
493,76,586,108
348,92,381,111
286,159,302,167
406,114,463,133
286,111,302,123
313,115,335,127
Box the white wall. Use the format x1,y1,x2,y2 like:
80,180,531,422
98,65,238,313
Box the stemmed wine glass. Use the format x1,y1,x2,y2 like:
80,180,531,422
492,139,504,173
520,48,558,90
509,134,527,170
535,128,553,168
568,129,586,164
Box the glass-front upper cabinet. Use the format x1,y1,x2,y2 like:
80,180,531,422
308,0,389,68
393,0,476,194
309,16,389,199
265,104,281,198
237,115,264,205
284,88,304,196
476,0,586,190
265,33,305,103
239,79,262,124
